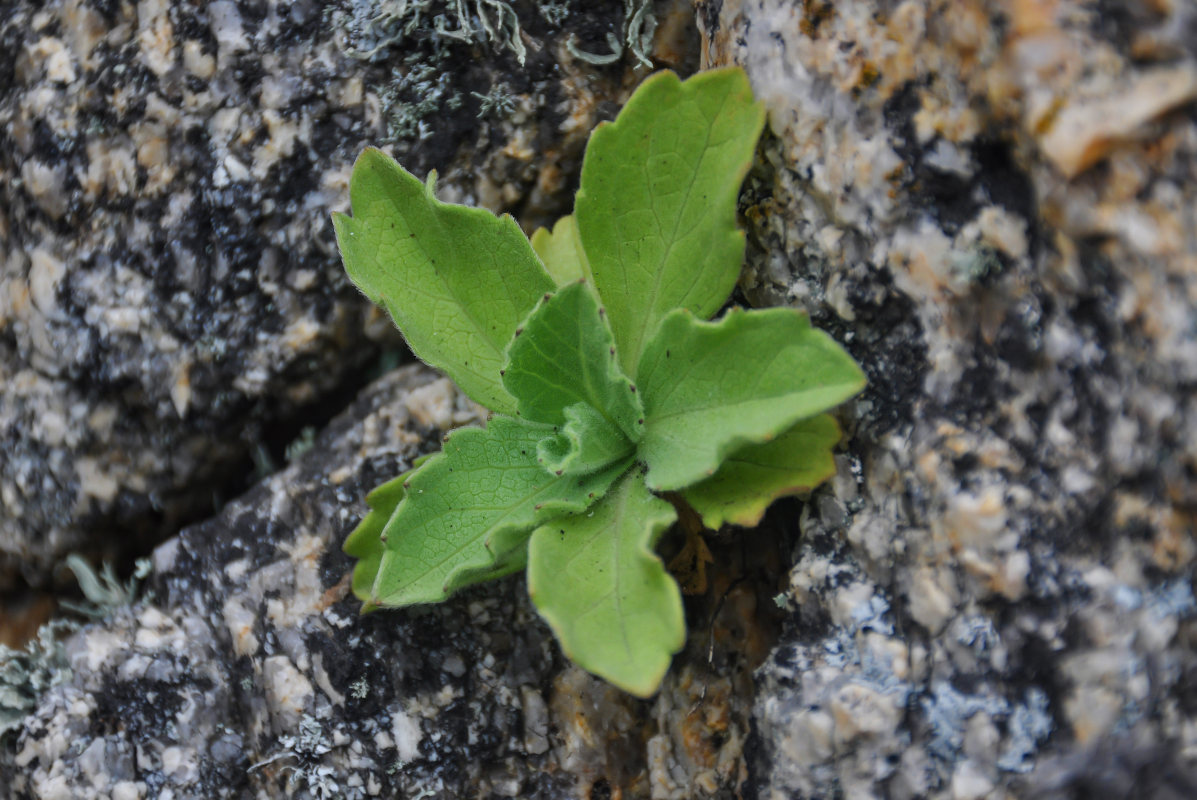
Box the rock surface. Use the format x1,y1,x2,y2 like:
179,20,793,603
5,365,771,799
0,0,669,588
699,0,1197,797
4,0,1197,799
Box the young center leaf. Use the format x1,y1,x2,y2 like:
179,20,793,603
502,281,644,440
333,148,554,415
682,414,842,529
369,416,629,607
537,402,635,476
574,68,766,375
637,307,866,491
530,214,591,286
527,470,683,697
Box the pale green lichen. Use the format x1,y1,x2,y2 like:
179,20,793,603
338,0,526,64
377,55,465,143
285,426,318,463
251,714,344,798
339,1,659,147
566,0,656,67
538,1,570,26
59,555,152,619
0,620,76,737
0,556,153,738
472,82,518,119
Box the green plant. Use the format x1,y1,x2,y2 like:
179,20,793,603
333,68,865,696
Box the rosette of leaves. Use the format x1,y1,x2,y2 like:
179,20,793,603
333,68,865,696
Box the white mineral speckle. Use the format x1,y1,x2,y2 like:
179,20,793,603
111,781,145,800
74,628,128,672
75,456,120,504
28,247,64,314
406,378,458,429
831,683,900,744
782,707,835,767
159,745,197,782
908,567,957,634
134,606,177,649
32,37,77,84
170,359,191,418
1039,64,1197,177
261,656,313,727
208,1,248,54
182,40,215,79
222,596,259,657
950,760,994,800
33,774,73,800
136,0,175,77
391,705,424,764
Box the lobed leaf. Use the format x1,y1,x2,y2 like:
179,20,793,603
637,307,866,491
574,68,766,376
527,471,683,697
530,214,591,286
369,416,630,607
682,414,842,529
503,281,643,439
333,148,554,415
343,457,431,609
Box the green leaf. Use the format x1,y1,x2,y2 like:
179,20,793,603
343,455,433,609
574,68,766,375
682,414,842,528
530,214,591,286
438,539,529,596
369,416,630,607
537,402,636,476
503,281,644,439
527,471,683,697
637,307,866,491
336,68,869,699
333,148,554,414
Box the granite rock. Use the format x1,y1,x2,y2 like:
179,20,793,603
698,0,1197,797
0,0,677,588
4,365,773,799
5,0,1197,798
